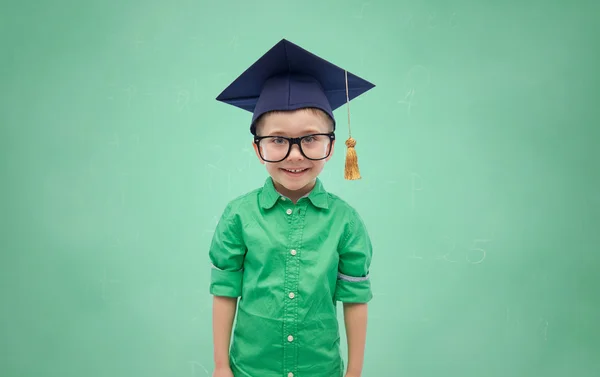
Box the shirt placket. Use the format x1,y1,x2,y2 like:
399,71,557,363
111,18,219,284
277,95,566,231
282,203,305,377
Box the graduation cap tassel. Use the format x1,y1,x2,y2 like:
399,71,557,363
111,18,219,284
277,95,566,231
344,70,361,180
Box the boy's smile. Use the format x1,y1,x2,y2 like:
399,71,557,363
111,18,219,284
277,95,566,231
252,108,335,202
280,167,310,176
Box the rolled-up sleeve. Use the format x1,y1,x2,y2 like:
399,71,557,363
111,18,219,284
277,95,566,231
334,210,373,303
208,204,246,297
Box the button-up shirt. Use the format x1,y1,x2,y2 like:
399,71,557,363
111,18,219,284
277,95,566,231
209,177,373,377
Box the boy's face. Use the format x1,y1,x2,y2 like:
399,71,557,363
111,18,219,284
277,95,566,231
252,109,335,199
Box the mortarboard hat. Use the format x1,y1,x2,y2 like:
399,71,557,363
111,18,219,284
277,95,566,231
215,38,375,180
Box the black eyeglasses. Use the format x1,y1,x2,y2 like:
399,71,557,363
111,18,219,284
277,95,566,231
253,132,335,162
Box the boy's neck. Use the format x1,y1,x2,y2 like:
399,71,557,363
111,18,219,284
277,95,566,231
273,179,316,204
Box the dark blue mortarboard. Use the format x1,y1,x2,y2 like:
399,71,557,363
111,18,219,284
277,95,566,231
216,38,376,180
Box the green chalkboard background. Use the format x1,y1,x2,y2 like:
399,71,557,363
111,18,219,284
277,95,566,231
2,0,599,376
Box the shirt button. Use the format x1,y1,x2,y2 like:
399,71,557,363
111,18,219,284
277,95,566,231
288,373,294,377
289,292,295,299
286,209,292,215
287,335,294,342
290,250,296,256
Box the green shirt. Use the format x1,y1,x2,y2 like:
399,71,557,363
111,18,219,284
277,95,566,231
209,177,373,377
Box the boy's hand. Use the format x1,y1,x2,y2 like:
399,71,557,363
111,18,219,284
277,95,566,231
212,366,234,377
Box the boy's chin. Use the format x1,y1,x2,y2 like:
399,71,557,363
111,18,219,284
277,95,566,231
274,174,315,191
278,179,310,191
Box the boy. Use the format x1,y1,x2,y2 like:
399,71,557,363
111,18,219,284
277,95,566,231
208,39,376,377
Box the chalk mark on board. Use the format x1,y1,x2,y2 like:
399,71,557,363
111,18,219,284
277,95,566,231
194,296,213,320
238,147,255,173
124,85,136,107
411,172,423,208
538,318,549,341
130,31,147,51
107,83,117,100
230,35,239,50
404,13,415,29
189,361,210,377
398,88,417,115
176,87,191,112
466,239,490,264
203,215,220,235
450,12,459,28
214,72,228,83
189,35,205,48
408,249,423,260
435,239,458,263
209,144,226,170
428,12,439,28
354,2,370,19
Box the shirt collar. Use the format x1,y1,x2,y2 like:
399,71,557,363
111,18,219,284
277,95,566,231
259,176,329,210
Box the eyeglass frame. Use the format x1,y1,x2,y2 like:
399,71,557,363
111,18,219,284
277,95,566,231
253,132,336,162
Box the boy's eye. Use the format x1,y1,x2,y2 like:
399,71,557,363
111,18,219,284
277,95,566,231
271,137,286,144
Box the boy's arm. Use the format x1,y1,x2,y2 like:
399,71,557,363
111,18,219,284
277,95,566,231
335,209,373,377
208,203,246,372
212,296,238,369
343,302,368,377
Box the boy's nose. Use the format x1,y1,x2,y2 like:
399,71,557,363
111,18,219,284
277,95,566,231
287,144,304,160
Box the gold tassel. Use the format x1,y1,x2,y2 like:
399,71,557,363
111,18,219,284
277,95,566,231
344,137,360,180
343,70,360,180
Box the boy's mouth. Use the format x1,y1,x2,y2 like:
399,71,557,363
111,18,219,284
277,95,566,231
281,168,309,176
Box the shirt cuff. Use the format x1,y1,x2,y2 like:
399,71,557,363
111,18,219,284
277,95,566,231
209,265,243,297
334,272,373,303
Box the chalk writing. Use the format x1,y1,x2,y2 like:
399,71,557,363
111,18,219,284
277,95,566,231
230,35,239,50
398,88,417,115
435,237,458,262
237,146,256,173
411,172,423,208
209,144,226,170
404,13,415,29
538,317,549,341
204,215,220,235
132,33,145,50
124,85,136,107
194,295,213,320
466,239,489,264
189,35,205,48
450,12,459,28
189,361,210,377
354,2,370,19
176,87,190,112
107,82,116,101
428,12,439,28
408,238,492,264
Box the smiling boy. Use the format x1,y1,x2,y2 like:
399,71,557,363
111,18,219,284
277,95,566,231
208,39,376,377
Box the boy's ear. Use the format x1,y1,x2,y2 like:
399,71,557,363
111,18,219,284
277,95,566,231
252,141,265,164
